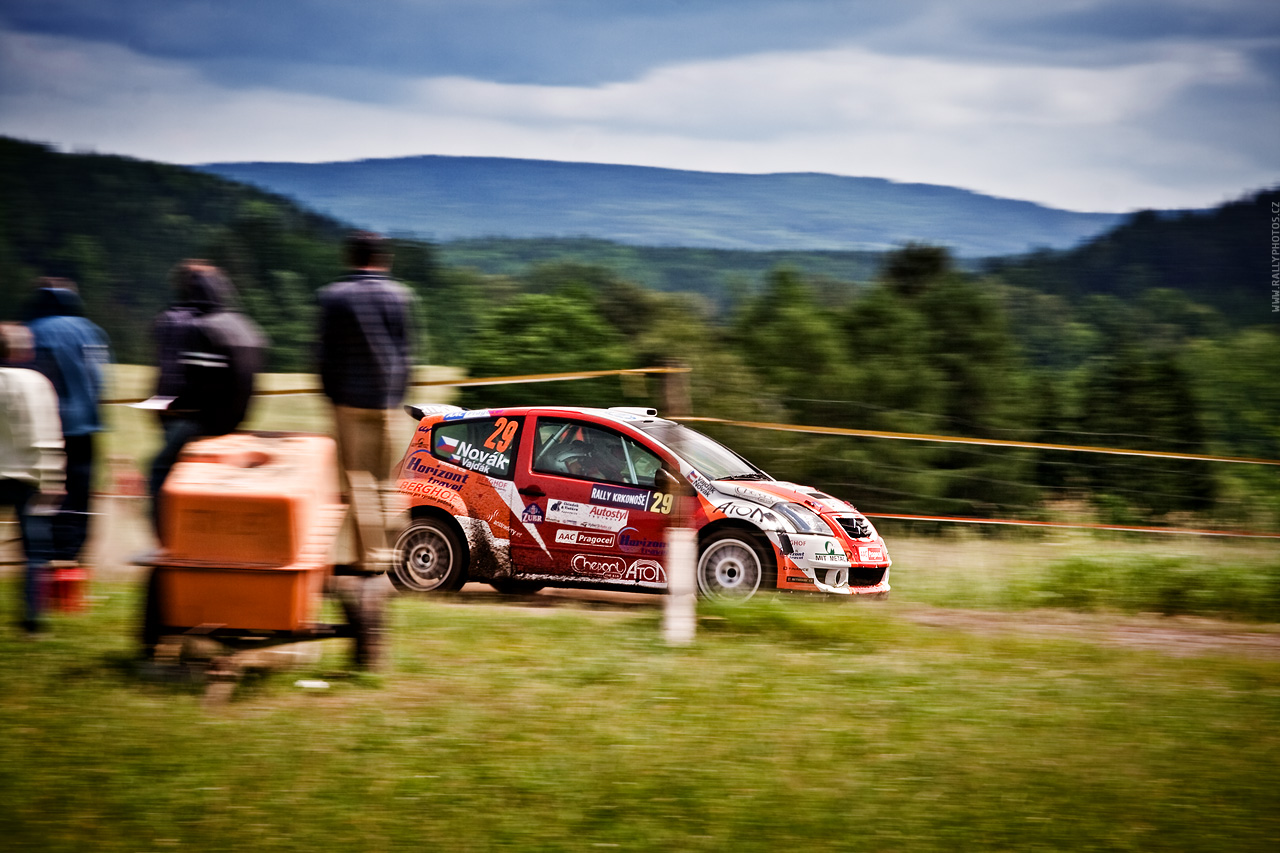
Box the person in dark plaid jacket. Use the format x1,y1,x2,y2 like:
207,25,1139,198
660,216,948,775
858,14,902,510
317,232,417,572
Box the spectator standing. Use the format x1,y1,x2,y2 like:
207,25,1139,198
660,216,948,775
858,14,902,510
24,278,110,571
0,323,64,634
318,232,417,572
147,262,266,536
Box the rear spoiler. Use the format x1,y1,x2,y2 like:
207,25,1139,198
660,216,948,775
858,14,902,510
404,404,467,421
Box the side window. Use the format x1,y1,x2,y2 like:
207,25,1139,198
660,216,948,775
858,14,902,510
431,415,522,479
533,419,663,487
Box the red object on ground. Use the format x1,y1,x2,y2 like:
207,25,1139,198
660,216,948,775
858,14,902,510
47,562,87,612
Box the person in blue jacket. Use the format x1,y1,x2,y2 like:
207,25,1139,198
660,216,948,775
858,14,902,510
24,278,110,569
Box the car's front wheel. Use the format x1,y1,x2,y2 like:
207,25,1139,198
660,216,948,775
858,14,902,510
696,529,775,603
390,518,467,593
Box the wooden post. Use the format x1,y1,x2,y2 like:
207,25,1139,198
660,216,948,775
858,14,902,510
663,526,697,645
661,360,691,418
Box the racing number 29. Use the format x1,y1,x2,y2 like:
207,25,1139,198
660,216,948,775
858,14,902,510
484,417,519,453
649,492,674,514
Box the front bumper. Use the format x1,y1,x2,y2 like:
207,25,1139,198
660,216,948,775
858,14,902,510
771,532,891,594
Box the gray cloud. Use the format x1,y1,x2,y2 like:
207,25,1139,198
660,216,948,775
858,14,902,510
0,1,1275,210
0,0,898,85
9,1,1276,84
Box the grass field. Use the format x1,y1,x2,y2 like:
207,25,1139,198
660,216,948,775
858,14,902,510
1,366,1276,850
1,573,1278,851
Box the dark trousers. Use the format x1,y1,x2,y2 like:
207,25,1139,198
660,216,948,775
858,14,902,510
149,417,203,537
0,478,52,629
52,433,94,562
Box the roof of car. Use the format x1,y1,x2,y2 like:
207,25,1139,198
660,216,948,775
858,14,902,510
420,404,675,429
534,406,676,429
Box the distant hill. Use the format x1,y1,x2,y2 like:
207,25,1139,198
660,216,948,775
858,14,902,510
986,187,1279,326
0,136,349,365
199,155,1126,258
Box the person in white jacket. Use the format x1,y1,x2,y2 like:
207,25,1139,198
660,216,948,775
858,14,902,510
0,323,65,634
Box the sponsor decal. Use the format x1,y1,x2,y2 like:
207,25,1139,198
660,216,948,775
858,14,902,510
489,478,520,501
732,485,780,506
398,480,464,509
811,540,851,565
443,409,497,422
784,551,805,562
547,500,629,532
586,505,628,529
405,451,470,490
520,503,544,524
571,553,626,577
618,526,666,556
590,483,651,510
450,439,511,475
687,468,717,499
786,574,815,585
624,559,666,584
857,545,886,563
483,508,514,536
555,529,617,548
714,501,777,524
562,554,666,583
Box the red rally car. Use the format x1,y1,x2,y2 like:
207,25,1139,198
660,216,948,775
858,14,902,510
389,405,891,602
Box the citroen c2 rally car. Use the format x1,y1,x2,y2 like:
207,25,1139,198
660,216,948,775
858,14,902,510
389,405,891,601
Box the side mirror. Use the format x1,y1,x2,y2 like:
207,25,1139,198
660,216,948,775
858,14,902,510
653,467,693,496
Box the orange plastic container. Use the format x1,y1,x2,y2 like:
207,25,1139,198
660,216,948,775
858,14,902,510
155,559,330,633
161,433,340,566
156,433,344,632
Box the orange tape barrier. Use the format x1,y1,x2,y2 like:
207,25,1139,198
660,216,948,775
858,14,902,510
863,513,1280,539
103,366,689,406
105,366,1279,469
673,416,1280,468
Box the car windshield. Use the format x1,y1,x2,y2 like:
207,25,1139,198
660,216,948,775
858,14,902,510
636,422,768,481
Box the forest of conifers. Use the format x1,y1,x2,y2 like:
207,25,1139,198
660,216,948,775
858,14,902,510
2,135,1277,530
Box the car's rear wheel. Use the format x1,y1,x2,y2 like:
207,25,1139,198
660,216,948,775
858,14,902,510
696,529,775,603
390,518,467,593
489,578,545,595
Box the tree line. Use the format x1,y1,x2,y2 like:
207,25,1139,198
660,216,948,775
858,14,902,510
2,136,1277,529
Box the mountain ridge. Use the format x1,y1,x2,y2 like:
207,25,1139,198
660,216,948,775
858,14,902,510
199,154,1131,257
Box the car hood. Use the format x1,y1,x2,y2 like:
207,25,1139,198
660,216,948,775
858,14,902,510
708,480,859,515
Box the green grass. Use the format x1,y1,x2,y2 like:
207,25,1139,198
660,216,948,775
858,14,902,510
1,584,1277,851
887,532,1280,621
2,368,1272,849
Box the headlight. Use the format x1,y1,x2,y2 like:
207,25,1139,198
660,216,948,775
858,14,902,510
774,502,831,534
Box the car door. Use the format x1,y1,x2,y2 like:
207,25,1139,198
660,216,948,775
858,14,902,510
425,411,524,546
511,416,672,586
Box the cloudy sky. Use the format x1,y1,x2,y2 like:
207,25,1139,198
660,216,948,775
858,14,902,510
1,0,1277,211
